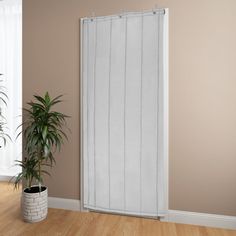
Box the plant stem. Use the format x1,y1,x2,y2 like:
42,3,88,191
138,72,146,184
29,176,32,189
38,158,41,192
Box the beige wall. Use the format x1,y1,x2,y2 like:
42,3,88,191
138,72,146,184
23,0,236,216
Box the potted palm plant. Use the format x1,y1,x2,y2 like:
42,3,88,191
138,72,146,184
13,92,68,223
0,75,10,148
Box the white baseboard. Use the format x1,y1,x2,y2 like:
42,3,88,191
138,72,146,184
47,198,236,231
161,210,236,230
0,175,13,181
48,197,80,211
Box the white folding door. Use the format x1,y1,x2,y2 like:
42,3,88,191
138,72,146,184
81,9,168,217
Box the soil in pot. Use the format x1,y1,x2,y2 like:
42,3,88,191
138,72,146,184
24,186,47,193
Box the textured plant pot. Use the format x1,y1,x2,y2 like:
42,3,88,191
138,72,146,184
21,186,48,223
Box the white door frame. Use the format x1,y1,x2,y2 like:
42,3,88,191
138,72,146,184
80,9,169,217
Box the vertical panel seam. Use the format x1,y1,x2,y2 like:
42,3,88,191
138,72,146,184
156,13,160,217
93,19,98,207
123,16,128,211
108,19,112,209
139,15,144,214
86,22,90,206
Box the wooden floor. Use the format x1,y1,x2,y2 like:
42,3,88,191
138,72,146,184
0,182,235,236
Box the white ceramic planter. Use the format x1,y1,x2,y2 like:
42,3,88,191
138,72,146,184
21,186,48,223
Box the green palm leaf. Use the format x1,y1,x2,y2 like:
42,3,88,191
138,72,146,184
0,78,10,147
13,92,69,190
